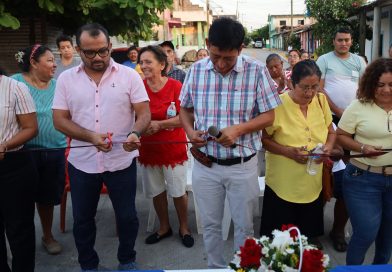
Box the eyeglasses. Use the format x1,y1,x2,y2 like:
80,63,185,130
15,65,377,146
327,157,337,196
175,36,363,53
80,47,110,59
388,113,392,134
297,84,320,93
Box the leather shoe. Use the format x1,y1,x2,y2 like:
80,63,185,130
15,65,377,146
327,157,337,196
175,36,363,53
179,230,194,248
145,228,172,244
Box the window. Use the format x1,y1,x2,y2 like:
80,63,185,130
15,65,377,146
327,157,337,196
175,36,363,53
280,20,286,26
298,20,304,25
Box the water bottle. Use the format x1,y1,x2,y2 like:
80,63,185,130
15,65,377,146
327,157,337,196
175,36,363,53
306,143,324,175
166,102,176,131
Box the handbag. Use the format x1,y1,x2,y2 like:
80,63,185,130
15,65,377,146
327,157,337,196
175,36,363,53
316,94,334,202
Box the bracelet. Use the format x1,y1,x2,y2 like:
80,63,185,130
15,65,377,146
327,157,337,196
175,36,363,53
360,144,365,153
127,131,141,139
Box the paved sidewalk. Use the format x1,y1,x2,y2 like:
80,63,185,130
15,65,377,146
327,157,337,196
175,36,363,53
23,161,389,271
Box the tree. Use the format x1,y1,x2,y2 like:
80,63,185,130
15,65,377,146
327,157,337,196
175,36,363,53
249,24,269,44
0,0,173,43
287,33,301,50
305,0,371,55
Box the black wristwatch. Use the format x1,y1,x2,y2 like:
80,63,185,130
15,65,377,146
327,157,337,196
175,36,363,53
127,131,141,139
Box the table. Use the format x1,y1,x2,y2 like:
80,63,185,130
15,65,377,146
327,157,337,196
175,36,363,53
331,265,392,271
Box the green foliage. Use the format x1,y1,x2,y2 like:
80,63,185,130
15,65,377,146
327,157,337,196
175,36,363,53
305,0,371,55
0,0,173,42
287,33,301,50
249,24,269,43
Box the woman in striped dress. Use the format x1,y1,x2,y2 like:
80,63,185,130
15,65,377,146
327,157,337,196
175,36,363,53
13,45,66,255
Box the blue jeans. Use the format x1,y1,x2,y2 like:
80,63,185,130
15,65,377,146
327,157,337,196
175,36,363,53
343,163,392,265
68,161,139,270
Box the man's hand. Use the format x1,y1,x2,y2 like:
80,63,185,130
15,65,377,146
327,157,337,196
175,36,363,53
214,126,240,148
284,146,308,164
123,133,141,152
0,144,6,160
188,130,207,148
91,133,112,153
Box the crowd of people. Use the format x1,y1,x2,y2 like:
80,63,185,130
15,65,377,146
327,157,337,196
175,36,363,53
0,16,391,272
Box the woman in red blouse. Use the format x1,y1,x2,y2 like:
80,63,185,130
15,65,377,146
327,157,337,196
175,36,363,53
138,46,194,248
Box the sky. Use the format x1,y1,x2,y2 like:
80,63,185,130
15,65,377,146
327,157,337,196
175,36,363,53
190,0,307,31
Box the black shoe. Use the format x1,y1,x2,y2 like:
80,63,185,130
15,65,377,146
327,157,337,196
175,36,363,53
145,228,173,244
179,230,194,248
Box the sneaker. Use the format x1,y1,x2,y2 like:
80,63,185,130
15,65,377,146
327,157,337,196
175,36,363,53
42,237,62,255
118,261,138,271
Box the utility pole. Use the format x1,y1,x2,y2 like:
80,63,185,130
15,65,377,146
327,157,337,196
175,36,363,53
206,0,210,34
290,0,293,34
236,0,239,20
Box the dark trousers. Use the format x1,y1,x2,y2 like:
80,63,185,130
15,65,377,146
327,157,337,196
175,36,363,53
0,153,36,272
260,185,324,238
68,160,139,270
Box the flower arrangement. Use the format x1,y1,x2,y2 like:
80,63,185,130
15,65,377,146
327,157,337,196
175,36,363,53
15,51,25,63
229,225,330,272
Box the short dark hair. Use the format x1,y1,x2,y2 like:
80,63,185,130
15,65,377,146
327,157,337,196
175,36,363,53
126,45,138,55
159,41,175,51
0,66,7,76
266,53,282,65
291,60,322,87
334,27,352,39
75,23,110,47
56,34,73,48
16,44,52,72
138,45,168,76
208,17,244,51
358,58,392,103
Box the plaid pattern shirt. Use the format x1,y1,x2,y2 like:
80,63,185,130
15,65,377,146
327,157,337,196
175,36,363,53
168,65,186,83
180,55,281,159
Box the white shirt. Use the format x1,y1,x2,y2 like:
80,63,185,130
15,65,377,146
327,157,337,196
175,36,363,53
0,75,36,149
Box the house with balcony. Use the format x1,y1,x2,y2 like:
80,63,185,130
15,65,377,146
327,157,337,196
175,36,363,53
155,0,212,49
268,14,306,50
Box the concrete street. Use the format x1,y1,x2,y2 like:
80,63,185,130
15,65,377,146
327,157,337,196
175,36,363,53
28,48,390,271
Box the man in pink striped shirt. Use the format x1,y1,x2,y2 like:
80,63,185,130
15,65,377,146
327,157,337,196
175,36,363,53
52,23,150,271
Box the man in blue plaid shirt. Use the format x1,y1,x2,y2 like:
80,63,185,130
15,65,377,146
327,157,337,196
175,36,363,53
180,17,281,268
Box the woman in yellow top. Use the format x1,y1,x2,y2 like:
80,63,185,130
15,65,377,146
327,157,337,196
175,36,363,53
260,60,336,243
337,58,392,265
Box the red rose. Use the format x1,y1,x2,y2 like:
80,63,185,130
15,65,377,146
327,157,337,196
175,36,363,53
281,224,298,239
301,249,324,272
239,238,262,268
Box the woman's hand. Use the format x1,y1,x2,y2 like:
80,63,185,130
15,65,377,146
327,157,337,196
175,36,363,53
144,121,161,136
361,144,383,157
284,146,308,164
0,144,6,160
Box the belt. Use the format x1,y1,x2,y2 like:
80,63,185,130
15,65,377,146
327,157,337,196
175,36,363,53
350,159,392,176
207,153,256,166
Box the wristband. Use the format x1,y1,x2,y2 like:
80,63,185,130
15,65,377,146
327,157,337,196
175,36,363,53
127,131,141,139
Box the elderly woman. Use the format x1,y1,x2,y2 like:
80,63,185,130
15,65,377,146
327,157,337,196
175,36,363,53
266,53,289,94
260,60,336,245
0,68,38,271
337,58,392,265
12,45,66,255
137,46,194,248
196,48,209,60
